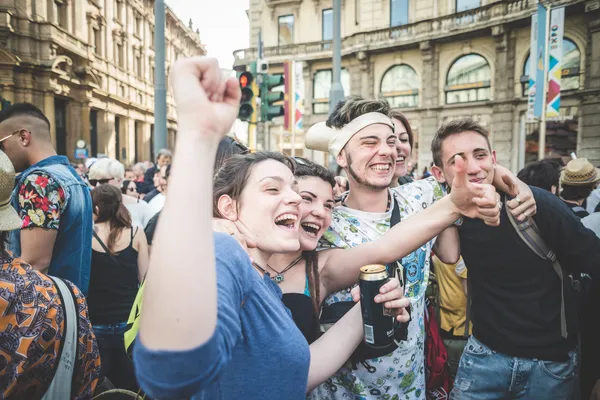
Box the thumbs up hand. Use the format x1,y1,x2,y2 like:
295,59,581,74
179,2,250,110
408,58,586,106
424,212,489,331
450,156,500,226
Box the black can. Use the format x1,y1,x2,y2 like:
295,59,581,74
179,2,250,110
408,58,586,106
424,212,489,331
359,264,395,348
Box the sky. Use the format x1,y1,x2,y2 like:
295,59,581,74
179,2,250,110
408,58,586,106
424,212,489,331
166,0,250,70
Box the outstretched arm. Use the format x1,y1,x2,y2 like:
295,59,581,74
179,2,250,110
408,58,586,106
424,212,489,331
321,156,499,295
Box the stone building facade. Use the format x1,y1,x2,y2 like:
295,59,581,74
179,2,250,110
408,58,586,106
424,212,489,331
0,0,205,164
234,0,600,171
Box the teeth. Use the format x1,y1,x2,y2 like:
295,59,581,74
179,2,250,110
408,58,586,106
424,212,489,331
275,214,298,223
302,223,320,230
397,156,405,162
371,165,390,171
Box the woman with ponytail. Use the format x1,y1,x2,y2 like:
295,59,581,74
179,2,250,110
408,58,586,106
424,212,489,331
88,184,149,391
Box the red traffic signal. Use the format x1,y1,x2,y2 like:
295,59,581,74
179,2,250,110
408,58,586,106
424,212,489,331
239,72,253,89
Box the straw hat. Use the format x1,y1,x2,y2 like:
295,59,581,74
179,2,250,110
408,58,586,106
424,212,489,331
560,158,600,186
0,150,22,231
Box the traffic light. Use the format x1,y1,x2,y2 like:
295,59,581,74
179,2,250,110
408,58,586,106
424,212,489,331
238,71,255,122
260,74,285,122
0,98,11,111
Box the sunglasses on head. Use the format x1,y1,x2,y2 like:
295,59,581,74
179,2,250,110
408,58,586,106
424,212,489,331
89,179,110,186
234,141,250,155
294,157,311,166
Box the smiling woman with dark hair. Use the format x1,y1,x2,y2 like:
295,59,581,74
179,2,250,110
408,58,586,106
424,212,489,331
132,58,411,400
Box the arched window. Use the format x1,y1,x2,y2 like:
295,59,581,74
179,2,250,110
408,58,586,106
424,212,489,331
380,64,419,108
445,54,491,104
521,38,581,96
313,68,350,114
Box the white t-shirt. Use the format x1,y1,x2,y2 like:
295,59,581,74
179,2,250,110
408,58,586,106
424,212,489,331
308,177,444,400
148,193,166,217
125,200,154,228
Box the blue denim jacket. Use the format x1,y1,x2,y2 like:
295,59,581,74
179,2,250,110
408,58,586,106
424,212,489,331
9,155,93,294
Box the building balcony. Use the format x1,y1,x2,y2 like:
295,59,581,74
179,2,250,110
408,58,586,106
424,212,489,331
234,0,582,66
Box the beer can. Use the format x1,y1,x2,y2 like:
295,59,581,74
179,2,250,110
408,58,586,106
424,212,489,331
359,264,395,348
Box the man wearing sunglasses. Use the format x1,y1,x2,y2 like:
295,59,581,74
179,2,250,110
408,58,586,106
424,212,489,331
0,103,93,294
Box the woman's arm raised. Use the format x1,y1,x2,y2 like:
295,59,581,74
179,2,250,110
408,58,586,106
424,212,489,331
137,57,240,351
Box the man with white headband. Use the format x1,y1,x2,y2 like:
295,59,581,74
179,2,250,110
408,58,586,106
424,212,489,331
306,96,537,400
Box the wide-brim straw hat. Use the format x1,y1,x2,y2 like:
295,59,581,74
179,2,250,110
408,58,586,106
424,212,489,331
0,150,22,231
560,158,600,186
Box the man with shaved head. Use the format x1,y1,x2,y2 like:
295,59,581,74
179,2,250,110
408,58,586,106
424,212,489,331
0,103,92,294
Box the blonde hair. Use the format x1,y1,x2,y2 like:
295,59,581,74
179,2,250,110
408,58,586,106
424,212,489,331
88,158,125,180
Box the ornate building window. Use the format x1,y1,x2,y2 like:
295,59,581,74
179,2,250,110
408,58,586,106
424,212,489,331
55,0,68,29
380,64,419,108
135,13,143,38
322,9,332,41
116,41,124,68
313,69,350,114
445,54,491,104
390,0,408,27
521,38,581,96
114,0,123,23
278,15,294,46
456,0,480,12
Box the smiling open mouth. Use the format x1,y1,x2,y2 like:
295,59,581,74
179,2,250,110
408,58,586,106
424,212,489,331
301,222,321,237
370,164,391,172
275,214,298,230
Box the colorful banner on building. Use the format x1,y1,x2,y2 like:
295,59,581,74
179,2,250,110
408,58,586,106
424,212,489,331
284,61,304,132
292,62,304,132
526,13,538,122
533,3,548,118
546,7,564,119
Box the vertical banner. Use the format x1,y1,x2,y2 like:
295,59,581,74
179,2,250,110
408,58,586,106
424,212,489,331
284,61,292,131
526,13,538,122
533,3,548,118
546,7,564,119
293,62,304,132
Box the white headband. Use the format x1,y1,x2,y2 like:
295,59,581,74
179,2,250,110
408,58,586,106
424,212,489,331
305,112,395,157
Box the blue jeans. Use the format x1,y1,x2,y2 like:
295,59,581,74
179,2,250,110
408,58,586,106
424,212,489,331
94,322,139,392
450,335,577,399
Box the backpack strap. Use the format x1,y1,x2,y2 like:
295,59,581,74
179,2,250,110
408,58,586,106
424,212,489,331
504,196,568,339
43,277,78,400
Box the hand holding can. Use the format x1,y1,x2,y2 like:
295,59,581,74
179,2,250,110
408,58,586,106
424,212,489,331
354,265,411,347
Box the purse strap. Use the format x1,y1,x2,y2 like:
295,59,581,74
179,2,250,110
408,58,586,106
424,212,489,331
42,277,78,400
93,230,126,269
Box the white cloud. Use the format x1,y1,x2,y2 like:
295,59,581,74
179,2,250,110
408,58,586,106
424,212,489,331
166,0,250,69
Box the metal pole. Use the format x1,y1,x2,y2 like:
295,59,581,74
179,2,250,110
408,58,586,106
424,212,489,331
154,0,168,154
518,114,526,171
538,3,551,161
291,61,296,157
328,0,344,170
329,0,344,113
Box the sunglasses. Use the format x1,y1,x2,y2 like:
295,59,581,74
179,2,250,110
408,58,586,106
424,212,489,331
234,141,250,155
0,129,24,150
89,179,110,186
294,156,311,166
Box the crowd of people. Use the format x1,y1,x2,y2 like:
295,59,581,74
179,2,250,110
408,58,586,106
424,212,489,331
0,56,598,400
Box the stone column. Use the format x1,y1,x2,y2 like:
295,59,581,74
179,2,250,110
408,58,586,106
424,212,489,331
490,25,515,169
44,91,56,147
418,40,439,169
579,15,600,166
